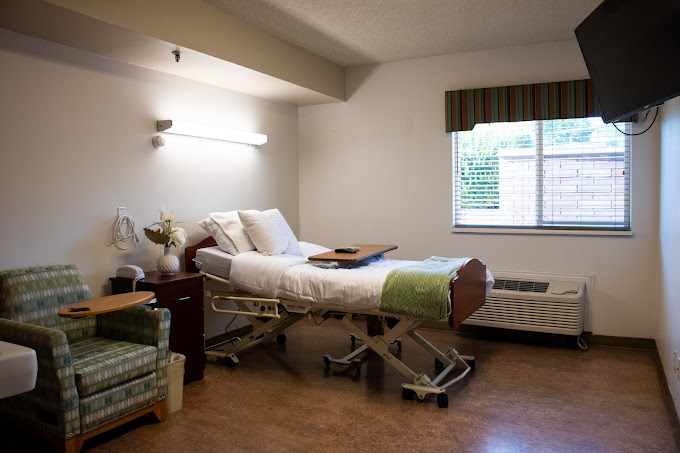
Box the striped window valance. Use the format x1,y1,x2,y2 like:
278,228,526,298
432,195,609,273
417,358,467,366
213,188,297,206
445,79,605,133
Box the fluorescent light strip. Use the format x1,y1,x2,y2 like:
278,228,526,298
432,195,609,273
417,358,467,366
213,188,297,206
157,120,268,146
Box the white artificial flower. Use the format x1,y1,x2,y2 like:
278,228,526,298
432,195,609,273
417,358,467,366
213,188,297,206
172,227,187,247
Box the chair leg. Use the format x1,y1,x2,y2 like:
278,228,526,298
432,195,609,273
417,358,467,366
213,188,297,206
153,399,167,422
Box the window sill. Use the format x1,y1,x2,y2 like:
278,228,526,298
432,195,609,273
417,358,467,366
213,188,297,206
451,227,633,237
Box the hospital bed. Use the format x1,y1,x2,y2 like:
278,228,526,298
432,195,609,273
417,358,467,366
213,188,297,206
186,237,492,408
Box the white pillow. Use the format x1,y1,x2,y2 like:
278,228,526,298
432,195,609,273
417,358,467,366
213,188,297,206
210,212,255,254
197,211,255,255
238,209,302,256
198,217,234,254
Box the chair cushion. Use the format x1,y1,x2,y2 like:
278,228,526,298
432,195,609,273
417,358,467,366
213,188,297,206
70,337,158,397
79,372,158,433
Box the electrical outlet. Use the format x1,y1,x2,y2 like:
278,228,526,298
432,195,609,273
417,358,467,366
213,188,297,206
118,207,126,218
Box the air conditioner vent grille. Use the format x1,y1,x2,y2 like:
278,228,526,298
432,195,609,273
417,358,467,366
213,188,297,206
492,279,549,293
465,277,585,336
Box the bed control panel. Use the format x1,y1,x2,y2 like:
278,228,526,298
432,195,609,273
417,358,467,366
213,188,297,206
255,302,278,316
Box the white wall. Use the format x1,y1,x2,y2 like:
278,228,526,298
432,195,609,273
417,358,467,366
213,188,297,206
0,30,299,337
299,40,661,338
657,97,680,415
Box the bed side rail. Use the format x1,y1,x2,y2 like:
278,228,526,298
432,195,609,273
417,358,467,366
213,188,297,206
212,295,281,318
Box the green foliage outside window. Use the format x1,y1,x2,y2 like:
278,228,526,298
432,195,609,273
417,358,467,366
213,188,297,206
457,122,533,210
459,150,499,209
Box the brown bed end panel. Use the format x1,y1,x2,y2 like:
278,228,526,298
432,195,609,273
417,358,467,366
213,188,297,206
449,258,487,328
185,236,217,273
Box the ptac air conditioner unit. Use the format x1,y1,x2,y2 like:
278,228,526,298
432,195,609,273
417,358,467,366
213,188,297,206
463,277,585,336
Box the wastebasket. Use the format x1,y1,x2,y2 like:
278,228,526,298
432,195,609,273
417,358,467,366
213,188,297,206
167,352,185,414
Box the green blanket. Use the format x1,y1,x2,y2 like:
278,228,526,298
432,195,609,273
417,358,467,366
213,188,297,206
379,256,468,321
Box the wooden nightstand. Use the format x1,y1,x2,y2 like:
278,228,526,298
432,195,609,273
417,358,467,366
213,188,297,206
110,271,205,382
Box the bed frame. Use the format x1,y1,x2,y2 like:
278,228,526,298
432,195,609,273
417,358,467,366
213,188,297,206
186,237,487,408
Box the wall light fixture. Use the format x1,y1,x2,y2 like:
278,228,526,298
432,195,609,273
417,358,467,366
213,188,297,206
156,120,268,146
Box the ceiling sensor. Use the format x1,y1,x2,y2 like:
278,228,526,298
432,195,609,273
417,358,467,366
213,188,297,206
171,49,182,63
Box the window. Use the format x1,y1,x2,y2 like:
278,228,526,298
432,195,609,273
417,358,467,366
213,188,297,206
453,117,630,231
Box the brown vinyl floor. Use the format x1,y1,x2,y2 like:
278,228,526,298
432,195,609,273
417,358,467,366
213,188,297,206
3,319,679,452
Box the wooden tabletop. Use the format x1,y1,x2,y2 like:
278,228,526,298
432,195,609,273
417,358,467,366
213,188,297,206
58,291,155,318
308,244,397,263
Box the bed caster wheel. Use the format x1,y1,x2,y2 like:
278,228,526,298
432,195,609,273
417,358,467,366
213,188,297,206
323,356,331,371
437,393,449,408
434,358,443,369
402,388,416,400
354,362,362,375
276,333,287,344
466,359,476,371
350,335,356,346
224,357,236,368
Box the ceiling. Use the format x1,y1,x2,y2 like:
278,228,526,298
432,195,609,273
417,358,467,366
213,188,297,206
1,0,603,106
202,0,603,67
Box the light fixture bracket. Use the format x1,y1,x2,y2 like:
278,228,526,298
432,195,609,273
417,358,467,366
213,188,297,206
157,120,172,132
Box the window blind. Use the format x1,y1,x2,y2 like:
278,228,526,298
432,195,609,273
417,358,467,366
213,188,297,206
453,117,631,231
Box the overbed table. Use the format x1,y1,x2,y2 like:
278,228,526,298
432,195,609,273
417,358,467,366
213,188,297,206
308,244,397,263
57,291,155,318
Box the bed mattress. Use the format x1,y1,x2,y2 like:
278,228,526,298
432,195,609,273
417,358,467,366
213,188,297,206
196,241,331,280
195,246,234,279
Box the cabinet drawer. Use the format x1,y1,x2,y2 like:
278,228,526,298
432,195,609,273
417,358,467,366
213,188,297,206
155,283,203,312
156,293,203,313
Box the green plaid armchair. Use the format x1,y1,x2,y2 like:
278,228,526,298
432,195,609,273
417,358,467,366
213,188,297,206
0,265,171,453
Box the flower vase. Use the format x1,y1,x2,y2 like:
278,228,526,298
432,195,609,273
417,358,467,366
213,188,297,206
157,246,179,275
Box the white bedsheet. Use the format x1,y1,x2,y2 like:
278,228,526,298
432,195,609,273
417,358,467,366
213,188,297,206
228,241,332,297
278,258,418,309
230,252,414,308
230,252,308,298
228,244,494,310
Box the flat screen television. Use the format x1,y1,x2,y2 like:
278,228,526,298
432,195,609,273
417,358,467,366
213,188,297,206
575,0,680,123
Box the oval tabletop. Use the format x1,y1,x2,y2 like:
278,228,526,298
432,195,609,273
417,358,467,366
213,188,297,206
58,291,155,318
